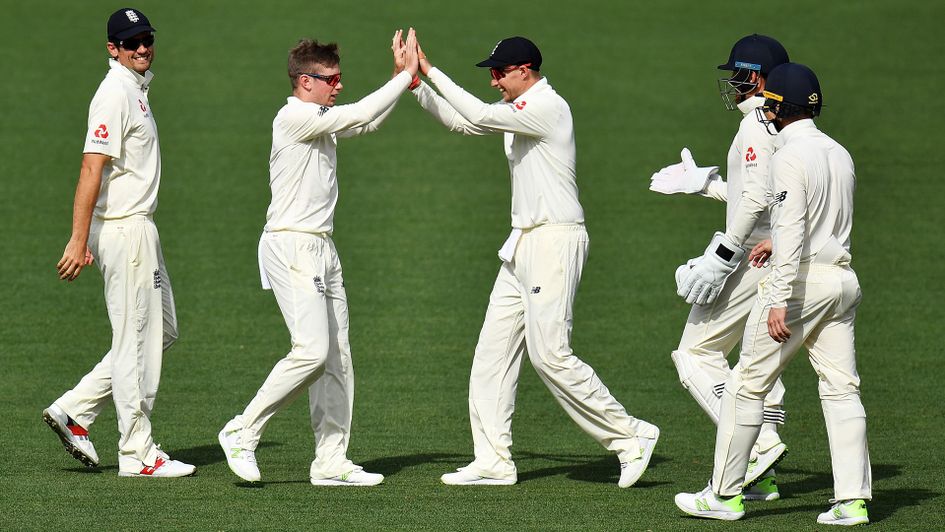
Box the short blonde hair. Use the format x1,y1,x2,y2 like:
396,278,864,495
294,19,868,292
288,39,340,88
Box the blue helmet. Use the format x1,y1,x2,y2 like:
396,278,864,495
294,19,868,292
717,34,789,110
763,62,823,118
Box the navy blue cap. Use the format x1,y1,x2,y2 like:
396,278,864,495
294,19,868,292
107,8,155,41
718,34,788,76
763,63,823,115
476,37,542,70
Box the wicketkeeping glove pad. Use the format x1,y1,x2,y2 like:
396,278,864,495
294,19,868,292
677,232,746,305
649,148,720,195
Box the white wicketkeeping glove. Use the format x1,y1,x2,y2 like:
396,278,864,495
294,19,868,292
677,232,746,305
675,257,700,292
649,148,720,195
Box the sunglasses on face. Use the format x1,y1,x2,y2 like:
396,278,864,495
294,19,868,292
301,72,342,87
119,35,155,50
490,63,531,81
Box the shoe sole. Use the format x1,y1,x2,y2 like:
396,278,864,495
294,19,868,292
118,469,197,478
674,500,744,521
816,516,869,526
619,428,660,488
311,478,384,486
218,429,261,482
744,446,788,488
440,476,516,486
43,410,98,468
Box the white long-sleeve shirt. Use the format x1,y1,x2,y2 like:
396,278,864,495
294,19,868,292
702,95,775,247
264,71,412,234
766,119,856,308
414,68,584,229
84,59,160,219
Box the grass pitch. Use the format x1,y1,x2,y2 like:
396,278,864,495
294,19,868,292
2,0,944,529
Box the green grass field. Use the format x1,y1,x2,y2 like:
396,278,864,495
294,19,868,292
2,0,944,529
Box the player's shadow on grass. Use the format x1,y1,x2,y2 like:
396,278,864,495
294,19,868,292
173,441,282,467
515,451,671,486
780,462,901,498
359,452,468,477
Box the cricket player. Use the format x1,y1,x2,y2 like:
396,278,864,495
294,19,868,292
218,30,420,485
674,63,872,525
44,8,195,477
649,34,790,499
411,35,659,487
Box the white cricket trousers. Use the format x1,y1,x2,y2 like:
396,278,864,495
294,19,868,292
231,231,355,478
713,263,871,501
466,224,657,480
55,215,178,470
672,261,786,455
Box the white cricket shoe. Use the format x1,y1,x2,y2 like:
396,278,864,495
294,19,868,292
817,499,869,526
440,467,516,486
745,441,788,487
744,470,780,501
43,404,99,467
311,466,384,486
118,456,196,478
618,427,660,488
675,484,745,521
218,424,261,482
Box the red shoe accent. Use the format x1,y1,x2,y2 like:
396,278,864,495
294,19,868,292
67,423,89,437
140,457,166,475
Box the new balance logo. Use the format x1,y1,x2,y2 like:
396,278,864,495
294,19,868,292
531,286,541,294
318,106,329,116
153,269,161,289
773,190,787,205
696,498,710,511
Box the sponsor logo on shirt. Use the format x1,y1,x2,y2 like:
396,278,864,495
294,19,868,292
93,124,109,139
745,147,757,162
530,286,541,294
514,101,527,111
773,190,787,206
318,106,329,117
153,269,161,289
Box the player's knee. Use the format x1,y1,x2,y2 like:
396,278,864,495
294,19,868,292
290,341,330,369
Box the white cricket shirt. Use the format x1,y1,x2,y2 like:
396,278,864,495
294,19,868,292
766,119,856,308
84,59,160,219
703,95,775,247
264,71,411,234
416,69,584,229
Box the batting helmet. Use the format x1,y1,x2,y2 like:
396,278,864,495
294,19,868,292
717,34,789,110
762,62,823,118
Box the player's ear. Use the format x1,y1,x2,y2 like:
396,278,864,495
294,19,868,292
106,42,120,59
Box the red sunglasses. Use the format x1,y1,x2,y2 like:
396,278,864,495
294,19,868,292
490,63,531,81
301,72,342,87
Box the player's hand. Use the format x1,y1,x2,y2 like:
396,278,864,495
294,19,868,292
649,148,719,195
391,29,406,76
57,240,93,281
767,306,791,343
418,43,432,77
677,232,745,305
749,239,772,268
403,28,419,76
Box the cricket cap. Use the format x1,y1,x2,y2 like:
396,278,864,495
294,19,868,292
476,36,542,70
107,8,156,42
718,34,788,76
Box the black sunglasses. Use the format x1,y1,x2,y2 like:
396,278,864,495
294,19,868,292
118,35,155,50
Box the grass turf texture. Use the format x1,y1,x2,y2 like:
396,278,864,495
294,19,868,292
2,0,943,529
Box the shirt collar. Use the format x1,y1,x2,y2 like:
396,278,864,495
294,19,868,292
776,118,818,143
514,76,548,102
737,94,765,116
108,58,153,90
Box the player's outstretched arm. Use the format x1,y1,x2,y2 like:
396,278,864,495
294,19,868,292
57,153,107,281
409,39,494,136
